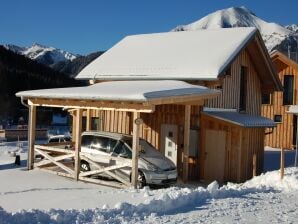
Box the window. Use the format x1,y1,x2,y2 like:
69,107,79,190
274,115,282,123
113,141,132,158
81,135,117,153
262,93,271,104
283,75,294,105
239,66,247,112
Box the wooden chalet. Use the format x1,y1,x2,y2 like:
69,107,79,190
262,50,298,149
17,27,282,188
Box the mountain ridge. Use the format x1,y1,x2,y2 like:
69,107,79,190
172,6,298,60
4,43,78,65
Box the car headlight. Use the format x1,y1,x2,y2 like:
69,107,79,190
146,162,159,172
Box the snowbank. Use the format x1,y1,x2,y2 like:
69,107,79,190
0,167,297,224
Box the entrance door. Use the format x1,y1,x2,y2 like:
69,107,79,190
204,129,226,182
161,124,178,165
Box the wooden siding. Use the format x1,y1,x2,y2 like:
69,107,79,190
262,58,298,149
205,49,262,115
200,114,264,182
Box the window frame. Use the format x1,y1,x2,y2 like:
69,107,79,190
283,75,294,105
239,66,247,112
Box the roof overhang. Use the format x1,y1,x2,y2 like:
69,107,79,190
270,50,298,71
202,108,276,128
244,31,283,92
16,80,220,113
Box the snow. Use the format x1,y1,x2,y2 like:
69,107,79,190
287,105,298,114
172,6,295,52
76,27,257,80
16,80,219,102
0,141,298,223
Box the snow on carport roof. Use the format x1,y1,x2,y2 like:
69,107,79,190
16,80,219,103
76,28,257,80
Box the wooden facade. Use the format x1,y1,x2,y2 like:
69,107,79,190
205,49,262,115
262,51,298,149
78,46,273,183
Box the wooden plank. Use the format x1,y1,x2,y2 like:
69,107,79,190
35,145,74,154
34,153,74,168
72,110,76,141
28,98,155,113
35,148,74,175
237,129,243,182
80,155,131,186
28,105,36,170
79,163,129,177
131,112,140,188
183,105,191,182
74,109,83,180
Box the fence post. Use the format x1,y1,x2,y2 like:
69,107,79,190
280,148,284,180
253,153,257,177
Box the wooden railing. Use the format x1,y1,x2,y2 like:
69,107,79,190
34,143,132,188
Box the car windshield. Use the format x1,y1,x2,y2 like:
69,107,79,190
123,138,161,157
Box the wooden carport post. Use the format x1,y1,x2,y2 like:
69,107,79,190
131,111,141,188
27,105,36,170
86,109,92,131
72,110,76,141
74,109,83,180
183,105,191,182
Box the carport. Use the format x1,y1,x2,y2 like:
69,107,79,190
16,80,219,188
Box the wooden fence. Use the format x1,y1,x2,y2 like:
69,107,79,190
34,143,132,188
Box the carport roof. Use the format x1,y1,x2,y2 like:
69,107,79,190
16,80,220,112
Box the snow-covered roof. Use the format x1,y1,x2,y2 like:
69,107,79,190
16,80,219,103
76,28,257,80
202,110,276,128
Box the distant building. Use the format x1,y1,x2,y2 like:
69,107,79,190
262,50,298,149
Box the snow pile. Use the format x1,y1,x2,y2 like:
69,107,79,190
0,167,297,223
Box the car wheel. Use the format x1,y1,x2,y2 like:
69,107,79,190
137,171,146,189
80,161,90,172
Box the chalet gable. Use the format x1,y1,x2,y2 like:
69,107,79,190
270,50,298,72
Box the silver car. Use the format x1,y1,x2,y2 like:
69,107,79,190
80,131,177,188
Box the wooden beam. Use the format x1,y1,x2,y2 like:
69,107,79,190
34,148,74,175
131,111,140,188
28,98,155,113
27,105,36,170
146,93,220,106
74,109,83,180
80,154,131,186
72,110,76,140
253,153,257,177
280,148,285,180
86,109,92,131
183,105,191,182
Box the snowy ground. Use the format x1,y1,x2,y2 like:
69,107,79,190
0,142,297,223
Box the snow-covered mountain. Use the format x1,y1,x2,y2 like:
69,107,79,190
286,24,298,33
4,43,78,65
173,6,298,57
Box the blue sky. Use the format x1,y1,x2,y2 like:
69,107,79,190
0,0,297,55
